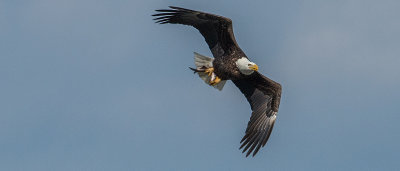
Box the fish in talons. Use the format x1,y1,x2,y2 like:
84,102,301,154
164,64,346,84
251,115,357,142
188,52,227,90
189,66,222,86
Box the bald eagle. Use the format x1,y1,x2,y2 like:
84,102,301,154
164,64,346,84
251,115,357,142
153,6,282,157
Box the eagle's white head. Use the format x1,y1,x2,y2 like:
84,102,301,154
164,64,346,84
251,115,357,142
236,57,259,75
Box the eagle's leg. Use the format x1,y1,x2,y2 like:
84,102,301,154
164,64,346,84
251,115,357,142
204,67,214,76
210,76,221,86
209,72,221,86
189,66,221,86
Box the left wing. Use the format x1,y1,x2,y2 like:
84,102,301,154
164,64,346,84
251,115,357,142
232,72,282,157
152,6,239,58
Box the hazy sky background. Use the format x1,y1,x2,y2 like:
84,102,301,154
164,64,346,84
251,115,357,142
1,0,400,170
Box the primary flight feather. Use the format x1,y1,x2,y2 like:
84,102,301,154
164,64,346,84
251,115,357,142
153,6,282,157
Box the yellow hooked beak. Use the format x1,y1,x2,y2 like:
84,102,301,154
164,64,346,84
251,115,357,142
249,64,259,71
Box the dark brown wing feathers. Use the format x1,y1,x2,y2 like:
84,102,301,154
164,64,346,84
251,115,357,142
153,6,238,57
233,72,281,157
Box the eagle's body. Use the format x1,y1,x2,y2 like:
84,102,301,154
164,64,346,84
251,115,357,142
212,48,244,80
153,6,282,157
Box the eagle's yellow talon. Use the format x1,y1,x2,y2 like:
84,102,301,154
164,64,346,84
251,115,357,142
210,76,221,86
205,68,214,76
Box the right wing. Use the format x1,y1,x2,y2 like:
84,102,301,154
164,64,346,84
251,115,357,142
233,72,282,157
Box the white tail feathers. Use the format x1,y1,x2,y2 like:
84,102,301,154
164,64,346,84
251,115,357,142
194,52,213,68
193,52,227,91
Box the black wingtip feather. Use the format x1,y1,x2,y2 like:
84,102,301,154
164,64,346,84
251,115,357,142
241,132,260,153
253,131,268,156
240,134,249,143
152,13,175,17
246,139,262,157
155,19,170,24
239,132,257,150
153,16,171,21
155,9,177,13
169,6,195,12
152,7,184,25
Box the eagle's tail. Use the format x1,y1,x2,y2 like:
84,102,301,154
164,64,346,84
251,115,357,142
192,52,226,91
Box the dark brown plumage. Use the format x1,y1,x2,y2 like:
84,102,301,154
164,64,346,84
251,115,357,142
233,72,281,156
153,6,282,157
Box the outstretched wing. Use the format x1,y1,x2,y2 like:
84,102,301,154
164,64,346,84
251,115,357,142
233,72,282,157
152,6,238,58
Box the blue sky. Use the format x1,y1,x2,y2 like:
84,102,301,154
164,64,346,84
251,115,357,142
1,0,400,170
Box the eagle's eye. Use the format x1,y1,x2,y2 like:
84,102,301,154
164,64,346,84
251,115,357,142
248,64,252,66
